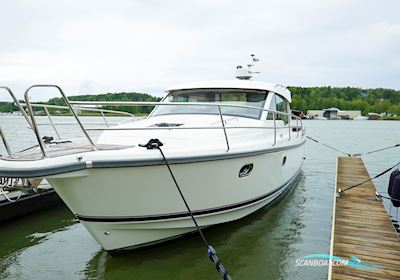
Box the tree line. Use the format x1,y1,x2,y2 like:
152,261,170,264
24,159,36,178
0,92,161,115
47,92,161,115
0,87,399,116
289,86,400,116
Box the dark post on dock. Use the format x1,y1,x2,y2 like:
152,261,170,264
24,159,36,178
329,157,400,280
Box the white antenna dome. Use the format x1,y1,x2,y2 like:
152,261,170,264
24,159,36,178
235,54,260,80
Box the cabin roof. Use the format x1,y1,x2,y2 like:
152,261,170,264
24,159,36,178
323,107,341,112
165,80,292,102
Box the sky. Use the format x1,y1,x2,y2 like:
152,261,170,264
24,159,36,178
0,0,399,101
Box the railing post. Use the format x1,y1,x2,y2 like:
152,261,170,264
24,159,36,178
0,126,11,156
217,105,230,152
0,86,36,157
288,114,291,141
44,106,61,140
296,117,299,138
273,112,277,145
24,85,97,151
24,94,46,157
100,111,109,127
0,86,32,128
61,96,96,150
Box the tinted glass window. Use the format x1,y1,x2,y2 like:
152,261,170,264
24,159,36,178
266,94,276,120
152,89,268,119
275,95,290,124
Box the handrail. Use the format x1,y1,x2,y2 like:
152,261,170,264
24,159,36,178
0,86,33,156
217,105,230,151
84,126,297,131
24,85,97,157
20,102,136,138
0,86,32,125
273,112,277,145
70,100,303,127
0,126,11,156
21,103,136,117
100,111,109,127
71,101,304,152
0,85,305,159
44,106,61,140
69,100,296,117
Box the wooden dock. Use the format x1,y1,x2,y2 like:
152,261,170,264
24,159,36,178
328,157,400,280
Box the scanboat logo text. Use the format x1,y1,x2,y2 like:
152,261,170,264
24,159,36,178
295,254,384,269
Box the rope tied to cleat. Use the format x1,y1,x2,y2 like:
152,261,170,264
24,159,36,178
376,192,400,203
140,139,232,280
337,160,400,195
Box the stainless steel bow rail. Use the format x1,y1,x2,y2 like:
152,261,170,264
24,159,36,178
0,84,305,160
0,85,136,158
0,86,33,157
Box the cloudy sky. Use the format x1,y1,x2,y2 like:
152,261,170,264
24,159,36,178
1,0,399,100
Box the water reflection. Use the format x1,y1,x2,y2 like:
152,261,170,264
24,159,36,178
0,205,79,278
0,205,76,259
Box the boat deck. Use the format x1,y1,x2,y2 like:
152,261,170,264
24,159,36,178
329,157,400,280
2,142,134,160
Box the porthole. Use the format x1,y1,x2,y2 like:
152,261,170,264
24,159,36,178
239,164,253,178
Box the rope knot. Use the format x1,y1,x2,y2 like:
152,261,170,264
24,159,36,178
139,139,163,150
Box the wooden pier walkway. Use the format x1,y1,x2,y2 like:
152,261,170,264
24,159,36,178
328,157,400,280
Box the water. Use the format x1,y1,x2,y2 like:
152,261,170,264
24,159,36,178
1,118,400,280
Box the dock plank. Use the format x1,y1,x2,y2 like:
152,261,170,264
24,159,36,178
328,157,400,280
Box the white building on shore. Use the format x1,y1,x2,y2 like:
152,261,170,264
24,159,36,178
307,108,361,120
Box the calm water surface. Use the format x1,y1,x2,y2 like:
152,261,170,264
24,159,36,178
0,118,399,280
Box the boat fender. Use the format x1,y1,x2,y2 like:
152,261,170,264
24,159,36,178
388,169,400,197
391,175,400,207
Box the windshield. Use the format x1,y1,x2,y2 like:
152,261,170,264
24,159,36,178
152,89,268,119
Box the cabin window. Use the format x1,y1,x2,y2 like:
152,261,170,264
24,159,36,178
275,95,290,125
266,94,276,120
152,89,268,119
266,94,290,124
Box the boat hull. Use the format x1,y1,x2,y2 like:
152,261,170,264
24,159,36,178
48,143,304,251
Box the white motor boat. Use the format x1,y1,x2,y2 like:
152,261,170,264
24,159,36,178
0,63,305,253
314,116,328,120
353,115,368,121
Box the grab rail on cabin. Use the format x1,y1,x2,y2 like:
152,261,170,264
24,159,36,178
69,101,304,139
0,85,304,159
68,101,305,151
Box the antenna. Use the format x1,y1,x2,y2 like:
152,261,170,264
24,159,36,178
235,54,260,80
